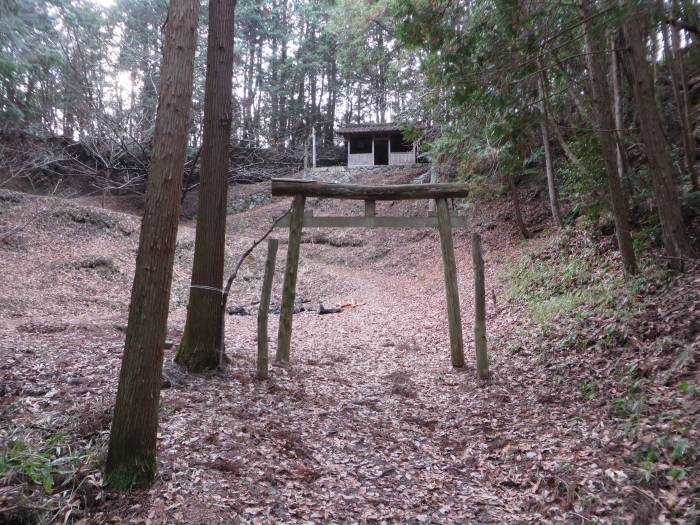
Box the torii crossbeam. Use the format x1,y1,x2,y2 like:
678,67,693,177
271,178,470,368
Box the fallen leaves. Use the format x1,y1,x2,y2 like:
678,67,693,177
1,173,698,523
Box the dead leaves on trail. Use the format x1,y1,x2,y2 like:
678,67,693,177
1,175,698,523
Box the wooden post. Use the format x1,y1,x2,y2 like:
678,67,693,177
428,164,438,213
364,199,376,217
436,198,465,368
271,179,469,200
312,126,316,168
257,239,278,380
276,195,305,363
388,136,392,166
472,233,489,379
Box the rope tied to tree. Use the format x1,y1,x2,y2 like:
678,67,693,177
190,284,224,294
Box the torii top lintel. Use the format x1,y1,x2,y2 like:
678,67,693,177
271,178,469,201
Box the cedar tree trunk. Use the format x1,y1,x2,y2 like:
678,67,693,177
581,0,637,276
623,7,696,265
176,0,237,372
507,173,530,239
105,0,199,490
537,65,564,228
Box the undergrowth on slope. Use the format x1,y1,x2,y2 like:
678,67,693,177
505,229,628,329
504,228,699,522
0,427,106,524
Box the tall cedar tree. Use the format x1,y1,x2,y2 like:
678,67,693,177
176,0,237,372
105,0,199,490
581,0,637,276
668,0,699,191
537,64,563,229
622,6,696,267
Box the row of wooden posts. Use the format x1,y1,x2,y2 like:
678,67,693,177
254,179,489,380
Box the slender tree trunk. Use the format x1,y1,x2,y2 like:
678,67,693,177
270,30,280,146
253,39,263,146
623,7,695,265
176,0,237,372
377,31,387,124
507,173,530,239
537,64,563,228
243,38,255,145
581,0,637,276
278,10,289,145
139,48,158,140
668,0,699,190
105,0,198,490
548,109,587,174
309,37,318,124
326,46,337,144
611,35,630,191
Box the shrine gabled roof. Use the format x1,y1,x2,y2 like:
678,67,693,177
336,122,424,135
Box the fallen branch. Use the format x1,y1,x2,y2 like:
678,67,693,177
318,303,342,315
0,204,48,242
218,208,292,368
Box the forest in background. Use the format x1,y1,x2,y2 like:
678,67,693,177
1,0,427,191
0,0,420,147
1,0,698,251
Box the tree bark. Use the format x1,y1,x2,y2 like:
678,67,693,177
176,0,237,372
175,0,236,372
623,7,695,265
537,64,564,228
667,0,699,190
436,198,465,368
611,35,631,196
105,0,198,490
325,46,337,145
581,0,637,276
507,173,529,239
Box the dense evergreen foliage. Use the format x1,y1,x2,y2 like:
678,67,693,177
391,0,697,267
0,0,418,147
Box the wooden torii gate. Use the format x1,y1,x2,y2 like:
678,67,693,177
271,178,470,369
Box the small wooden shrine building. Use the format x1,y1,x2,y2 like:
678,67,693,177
337,123,418,167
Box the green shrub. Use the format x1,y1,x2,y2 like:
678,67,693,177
0,431,95,494
505,233,626,326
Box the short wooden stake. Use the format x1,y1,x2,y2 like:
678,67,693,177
428,164,438,213
276,194,305,363
436,198,465,368
257,239,278,380
472,233,489,379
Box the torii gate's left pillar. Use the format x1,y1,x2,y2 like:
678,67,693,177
276,194,305,363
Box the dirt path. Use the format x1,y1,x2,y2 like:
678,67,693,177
149,172,605,524
1,173,625,524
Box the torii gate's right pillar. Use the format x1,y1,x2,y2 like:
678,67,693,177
435,198,465,368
